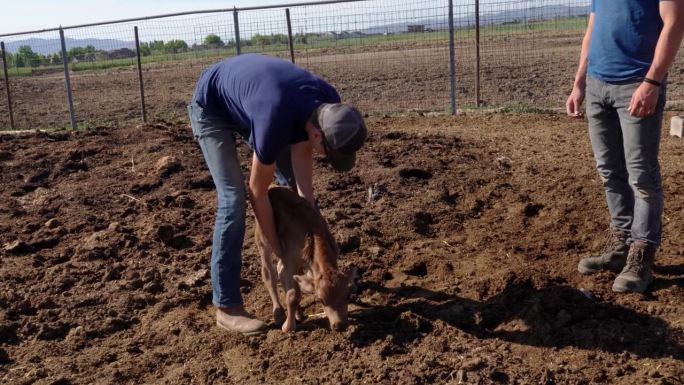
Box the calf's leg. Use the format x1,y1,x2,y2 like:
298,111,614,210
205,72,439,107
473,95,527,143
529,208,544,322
279,260,301,332
256,229,285,326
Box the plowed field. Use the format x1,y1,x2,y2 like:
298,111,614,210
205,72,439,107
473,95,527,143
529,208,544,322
1,113,683,384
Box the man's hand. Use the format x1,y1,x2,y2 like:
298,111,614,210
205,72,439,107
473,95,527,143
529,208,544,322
628,82,660,117
566,85,585,118
567,13,593,118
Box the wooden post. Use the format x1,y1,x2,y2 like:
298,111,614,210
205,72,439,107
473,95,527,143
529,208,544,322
448,0,456,114
1,41,15,130
134,26,147,123
59,27,77,129
286,8,295,64
233,8,242,55
475,0,481,107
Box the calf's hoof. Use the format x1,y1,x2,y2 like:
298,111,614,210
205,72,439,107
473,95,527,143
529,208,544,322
281,320,296,333
273,307,286,326
330,320,348,332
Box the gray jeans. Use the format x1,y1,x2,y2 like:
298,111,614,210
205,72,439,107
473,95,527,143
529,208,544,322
586,76,666,245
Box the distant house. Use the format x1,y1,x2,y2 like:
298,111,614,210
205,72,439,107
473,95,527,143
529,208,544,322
108,48,136,59
407,25,425,33
321,31,365,40
321,31,339,40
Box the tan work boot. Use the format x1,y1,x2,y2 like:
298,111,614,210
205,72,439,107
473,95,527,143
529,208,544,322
216,306,267,335
612,240,656,293
578,227,629,274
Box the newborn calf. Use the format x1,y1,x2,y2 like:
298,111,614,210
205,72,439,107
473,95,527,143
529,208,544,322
255,186,357,332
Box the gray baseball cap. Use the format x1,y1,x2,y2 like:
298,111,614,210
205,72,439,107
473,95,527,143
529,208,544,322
318,103,367,172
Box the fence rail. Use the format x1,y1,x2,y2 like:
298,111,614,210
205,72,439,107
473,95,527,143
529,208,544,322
3,0,680,131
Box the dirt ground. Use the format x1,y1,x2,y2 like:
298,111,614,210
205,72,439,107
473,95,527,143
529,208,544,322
1,112,683,385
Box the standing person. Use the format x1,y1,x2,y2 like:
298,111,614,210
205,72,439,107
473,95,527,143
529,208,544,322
566,1,684,292
189,54,367,334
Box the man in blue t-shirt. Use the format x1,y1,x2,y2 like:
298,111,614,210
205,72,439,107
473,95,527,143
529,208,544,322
188,54,367,334
566,1,684,293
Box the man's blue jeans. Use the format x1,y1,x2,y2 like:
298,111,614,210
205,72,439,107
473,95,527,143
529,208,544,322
188,101,295,307
585,76,666,245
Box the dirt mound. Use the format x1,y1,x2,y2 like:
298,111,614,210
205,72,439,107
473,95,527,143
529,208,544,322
1,114,683,384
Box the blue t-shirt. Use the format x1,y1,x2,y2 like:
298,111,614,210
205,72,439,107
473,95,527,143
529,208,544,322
588,0,663,82
193,54,341,164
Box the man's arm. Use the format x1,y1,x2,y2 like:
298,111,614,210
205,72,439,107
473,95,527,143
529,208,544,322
566,13,595,117
629,0,684,117
290,141,315,205
248,153,283,258
646,1,684,84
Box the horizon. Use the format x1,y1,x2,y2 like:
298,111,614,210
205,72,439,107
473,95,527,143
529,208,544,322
1,0,582,37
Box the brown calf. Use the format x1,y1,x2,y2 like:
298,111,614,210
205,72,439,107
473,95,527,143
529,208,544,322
255,186,357,332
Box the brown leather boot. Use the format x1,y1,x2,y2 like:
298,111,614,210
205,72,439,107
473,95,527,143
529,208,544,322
578,227,629,274
612,240,655,293
216,306,267,335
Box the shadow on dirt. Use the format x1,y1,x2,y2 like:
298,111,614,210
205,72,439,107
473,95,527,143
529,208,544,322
350,280,684,360
652,264,684,291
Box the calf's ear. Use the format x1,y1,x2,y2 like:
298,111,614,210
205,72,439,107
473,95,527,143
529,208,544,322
345,266,359,292
293,274,315,293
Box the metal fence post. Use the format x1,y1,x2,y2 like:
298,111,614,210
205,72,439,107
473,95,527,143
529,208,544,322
59,27,77,129
475,0,481,107
134,26,147,123
233,8,242,55
286,8,295,63
448,0,456,114
1,41,15,130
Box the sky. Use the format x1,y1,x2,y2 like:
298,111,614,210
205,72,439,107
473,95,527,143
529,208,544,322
0,0,580,47
1,0,559,36
0,0,459,46
0,0,312,35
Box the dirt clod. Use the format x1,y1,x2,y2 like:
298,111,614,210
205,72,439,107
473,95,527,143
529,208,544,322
45,218,61,228
155,155,182,177
183,269,209,288
462,357,485,371
4,239,29,254
156,224,175,244
0,348,10,365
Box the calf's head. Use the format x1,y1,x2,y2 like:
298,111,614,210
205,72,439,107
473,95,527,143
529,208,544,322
294,266,358,331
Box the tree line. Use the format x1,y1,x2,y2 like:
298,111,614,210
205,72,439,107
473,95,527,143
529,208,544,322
3,32,329,68
4,45,119,68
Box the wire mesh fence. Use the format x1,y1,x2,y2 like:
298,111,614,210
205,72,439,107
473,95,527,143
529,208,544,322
3,0,681,131
290,0,452,114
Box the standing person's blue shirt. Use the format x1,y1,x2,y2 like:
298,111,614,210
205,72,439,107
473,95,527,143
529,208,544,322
588,0,663,82
193,54,341,165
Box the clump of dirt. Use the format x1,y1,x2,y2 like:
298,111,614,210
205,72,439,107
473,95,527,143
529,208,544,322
0,113,683,385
